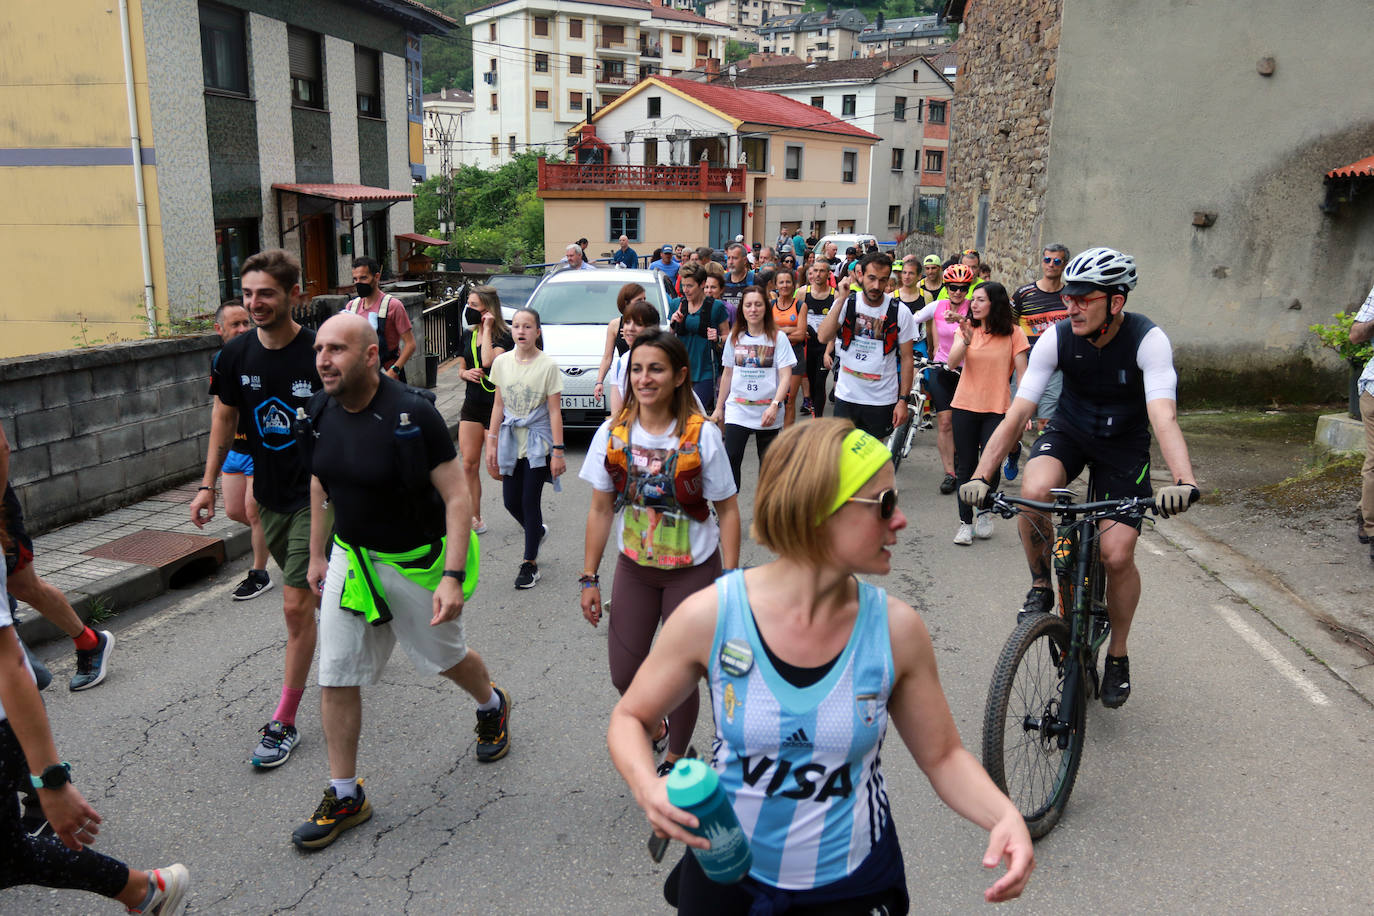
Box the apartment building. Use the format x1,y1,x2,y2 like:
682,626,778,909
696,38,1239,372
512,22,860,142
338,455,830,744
858,13,954,55
700,0,804,45
756,7,868,62
464,0,734,169
713,53,952,237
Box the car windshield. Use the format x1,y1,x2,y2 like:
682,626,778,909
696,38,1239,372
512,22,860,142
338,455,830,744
533,278,670,325
484,274,540,309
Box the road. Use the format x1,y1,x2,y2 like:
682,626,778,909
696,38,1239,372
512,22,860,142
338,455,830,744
6,426,1373,914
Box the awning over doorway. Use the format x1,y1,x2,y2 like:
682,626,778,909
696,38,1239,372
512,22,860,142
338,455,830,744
1326,155,1374,179
271,182,416,203
1322,154,1374,214
395,231,450,246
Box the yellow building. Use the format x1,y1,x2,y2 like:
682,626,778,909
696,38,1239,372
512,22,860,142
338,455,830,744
0,0,453,360
539,75,880,260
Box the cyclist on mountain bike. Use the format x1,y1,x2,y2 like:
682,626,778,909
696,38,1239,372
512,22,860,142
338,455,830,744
958,247,1200,709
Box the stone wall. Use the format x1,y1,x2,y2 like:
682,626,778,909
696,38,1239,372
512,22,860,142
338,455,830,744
945,0,1061,288
1,336,220,536
895,232,946,261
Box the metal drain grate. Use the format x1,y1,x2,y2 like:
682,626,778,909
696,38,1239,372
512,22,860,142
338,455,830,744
85,530,225,568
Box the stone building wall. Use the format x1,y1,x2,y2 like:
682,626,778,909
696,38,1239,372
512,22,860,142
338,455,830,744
945,0,1061,288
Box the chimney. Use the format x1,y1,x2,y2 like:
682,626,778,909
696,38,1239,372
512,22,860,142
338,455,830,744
705,57,720,79
441,87,447,99
876,12,884,30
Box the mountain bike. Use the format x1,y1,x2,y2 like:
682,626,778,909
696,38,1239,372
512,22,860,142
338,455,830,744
886,355,945,469
979,486,1157,838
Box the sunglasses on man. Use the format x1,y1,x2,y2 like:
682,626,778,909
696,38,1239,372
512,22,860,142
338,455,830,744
1042,256,1064,265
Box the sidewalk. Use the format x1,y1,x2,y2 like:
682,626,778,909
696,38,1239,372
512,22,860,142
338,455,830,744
12,360,467,646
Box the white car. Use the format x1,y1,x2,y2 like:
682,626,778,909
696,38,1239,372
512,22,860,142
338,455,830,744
518,268,675,428
814,233,879,259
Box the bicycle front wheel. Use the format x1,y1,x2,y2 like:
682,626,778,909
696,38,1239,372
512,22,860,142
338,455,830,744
982,614,1086,838
887,418,913,469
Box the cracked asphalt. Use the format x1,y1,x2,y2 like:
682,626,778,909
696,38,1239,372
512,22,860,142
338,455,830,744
5,429,1373,913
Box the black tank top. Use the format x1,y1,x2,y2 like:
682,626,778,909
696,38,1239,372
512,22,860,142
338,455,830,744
1054,312,1157,440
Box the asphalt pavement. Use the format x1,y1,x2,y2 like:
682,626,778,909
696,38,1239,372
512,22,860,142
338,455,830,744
5,420,1373,914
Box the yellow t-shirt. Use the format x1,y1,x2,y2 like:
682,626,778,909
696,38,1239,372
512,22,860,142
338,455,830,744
489,351,563,457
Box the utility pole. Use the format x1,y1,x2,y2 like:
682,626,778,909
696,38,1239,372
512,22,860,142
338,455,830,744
426,105,461,241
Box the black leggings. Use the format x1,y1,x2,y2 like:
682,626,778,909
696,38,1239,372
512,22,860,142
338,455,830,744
722,424,780,489
952,408,1004,523
502,457,550,562
805,326,827,417
0,722,128,897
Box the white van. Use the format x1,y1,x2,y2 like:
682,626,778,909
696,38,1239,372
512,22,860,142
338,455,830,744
814,233,879,260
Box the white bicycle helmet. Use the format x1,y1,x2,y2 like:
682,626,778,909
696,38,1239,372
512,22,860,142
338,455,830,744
1061,247,1137,296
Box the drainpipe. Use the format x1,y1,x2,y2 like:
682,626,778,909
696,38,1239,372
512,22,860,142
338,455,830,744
118,0,157,336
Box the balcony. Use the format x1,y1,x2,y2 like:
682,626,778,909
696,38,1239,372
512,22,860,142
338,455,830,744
596,32,637,55
538,159,747,200
639,41,662,58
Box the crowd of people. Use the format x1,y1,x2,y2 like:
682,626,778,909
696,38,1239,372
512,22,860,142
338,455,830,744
2,233,1209,913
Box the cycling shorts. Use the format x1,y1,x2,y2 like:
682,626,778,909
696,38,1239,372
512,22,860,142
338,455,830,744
1031,419,1152,530
221,450,254,476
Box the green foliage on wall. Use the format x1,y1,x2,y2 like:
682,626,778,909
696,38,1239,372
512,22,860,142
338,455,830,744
413,153,546,268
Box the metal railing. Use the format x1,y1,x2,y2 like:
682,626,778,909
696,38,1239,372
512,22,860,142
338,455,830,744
423,296,464,361
538,159,746,194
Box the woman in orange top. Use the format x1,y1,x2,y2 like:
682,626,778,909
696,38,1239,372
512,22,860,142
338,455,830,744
768,268,808,427
946,282,1030,546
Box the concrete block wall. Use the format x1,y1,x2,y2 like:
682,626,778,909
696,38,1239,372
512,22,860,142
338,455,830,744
1,335,219,536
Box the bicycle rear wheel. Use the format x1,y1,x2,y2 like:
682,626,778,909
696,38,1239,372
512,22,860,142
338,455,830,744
982,614,1086,839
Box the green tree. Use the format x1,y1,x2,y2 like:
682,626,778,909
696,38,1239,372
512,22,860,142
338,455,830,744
414,154,546,269
420,0,485,93
724,40,754,64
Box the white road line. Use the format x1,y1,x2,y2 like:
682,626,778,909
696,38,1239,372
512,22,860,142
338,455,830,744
1213,603,1330,707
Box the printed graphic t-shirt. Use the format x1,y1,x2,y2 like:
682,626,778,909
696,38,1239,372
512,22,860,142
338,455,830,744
211,327,320,513
721,330,796,429
579,418,736,569
832,293,917,407
489,351,562,458
1011,282,1069,343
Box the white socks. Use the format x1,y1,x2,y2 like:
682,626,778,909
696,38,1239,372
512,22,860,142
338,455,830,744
331,778,358,799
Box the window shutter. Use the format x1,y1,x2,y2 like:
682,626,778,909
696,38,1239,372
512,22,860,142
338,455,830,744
355,49,378,97
289,29,319,79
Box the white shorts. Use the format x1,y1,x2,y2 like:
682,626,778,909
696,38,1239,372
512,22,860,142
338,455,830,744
318,546,468,686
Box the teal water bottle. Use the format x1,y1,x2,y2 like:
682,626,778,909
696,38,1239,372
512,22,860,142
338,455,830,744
665,758,752,884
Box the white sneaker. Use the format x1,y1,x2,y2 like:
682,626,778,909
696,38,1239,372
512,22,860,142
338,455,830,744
974,513,994,539
953,523,974,546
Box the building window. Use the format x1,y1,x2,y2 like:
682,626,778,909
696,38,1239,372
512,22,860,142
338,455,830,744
570,18,583,39
925,149,944,172
810,96,824,109
887,205,900,227
490,93,498,111
928,100,946,124
491,136,499,156
671,35,684,54
355,47,380,116
288,27,323,108
841,94,856,116
534,89,549,109
741,136,768,172
842,150,857,183
604,24,625,46
604,60,625,81
891,148,903,171
488,22,496,40
648,96,661,118
569,90,584,111
534,16,549,37
915,98,924,122
509,135,517,154
697,38,709,56
893,96,906,120
916,194,945,234
838,219,855,232
199,2,248,95
535,53,549,72
570,55,583,75
214,220,259,300
784,144,802,180
609,206,642,242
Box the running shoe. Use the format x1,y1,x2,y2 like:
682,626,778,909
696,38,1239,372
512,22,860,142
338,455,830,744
540,523,549,545
1019,586,1054,621
472,518,488,535
974,512,994,539
939,473,957,495
800,397,813,416
1003,442,1022,481
475,685,511,762
70,629,114,692
251,720,299,769
953,523,974,546
651,718,670,769
656,759,676,778
1101,655,1131,708
231,570,272,601
127,863,190,915
919,412,934,431
291,782,372,851
514,562,540,589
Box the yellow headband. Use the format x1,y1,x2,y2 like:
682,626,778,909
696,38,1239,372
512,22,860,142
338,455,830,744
827,429,892,516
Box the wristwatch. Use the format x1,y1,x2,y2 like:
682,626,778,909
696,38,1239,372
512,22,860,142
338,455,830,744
441,569,465,583
30,762,71,790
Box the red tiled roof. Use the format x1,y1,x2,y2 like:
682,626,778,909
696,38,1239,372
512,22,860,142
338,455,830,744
1327,155,1374,179
467,0,725,28
272,183,416,203
649,76,881,140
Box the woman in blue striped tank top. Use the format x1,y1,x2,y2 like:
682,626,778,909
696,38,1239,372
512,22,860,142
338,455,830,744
609,419,1034,914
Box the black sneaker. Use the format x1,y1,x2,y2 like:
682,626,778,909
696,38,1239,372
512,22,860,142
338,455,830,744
475,686,511,762
292,782,372,850
70,629,114,692
1101,655,1131,708
1018,586,1055,622
514,562,540,589
656,759,676,778
232,570,273,601
939,473,957,495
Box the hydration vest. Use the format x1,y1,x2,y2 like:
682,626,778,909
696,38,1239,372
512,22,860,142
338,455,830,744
1054,312,1156,440
346,294,401,365
603,414,710,522
837,293,901,356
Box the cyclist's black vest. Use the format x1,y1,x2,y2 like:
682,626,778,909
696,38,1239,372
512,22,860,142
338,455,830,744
1054,311,1156,440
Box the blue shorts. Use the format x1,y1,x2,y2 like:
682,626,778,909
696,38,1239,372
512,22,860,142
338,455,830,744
221,450,254,476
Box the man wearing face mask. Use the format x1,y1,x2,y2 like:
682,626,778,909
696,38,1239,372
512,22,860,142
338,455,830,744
344,257,415,383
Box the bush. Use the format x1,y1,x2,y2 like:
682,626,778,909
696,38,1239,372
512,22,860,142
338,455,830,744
1309,311,1374,365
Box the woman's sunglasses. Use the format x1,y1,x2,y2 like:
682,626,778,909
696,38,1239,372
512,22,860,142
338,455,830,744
847,488,899,519
946,284,970,293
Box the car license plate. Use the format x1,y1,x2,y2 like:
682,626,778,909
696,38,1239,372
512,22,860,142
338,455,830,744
561,395,603,410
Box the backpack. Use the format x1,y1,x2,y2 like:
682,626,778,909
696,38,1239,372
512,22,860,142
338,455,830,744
603,414,710,522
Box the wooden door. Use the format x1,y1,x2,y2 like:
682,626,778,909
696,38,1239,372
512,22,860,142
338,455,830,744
300,213,331,300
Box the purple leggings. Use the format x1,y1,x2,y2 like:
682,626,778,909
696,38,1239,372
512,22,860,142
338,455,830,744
609,551,722,756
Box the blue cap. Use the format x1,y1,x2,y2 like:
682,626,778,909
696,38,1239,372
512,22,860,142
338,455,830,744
662,244,674,252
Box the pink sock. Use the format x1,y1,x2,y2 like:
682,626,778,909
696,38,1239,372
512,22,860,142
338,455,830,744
273,686,305,725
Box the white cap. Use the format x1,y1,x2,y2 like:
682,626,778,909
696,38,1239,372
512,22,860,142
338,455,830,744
734,234,744,242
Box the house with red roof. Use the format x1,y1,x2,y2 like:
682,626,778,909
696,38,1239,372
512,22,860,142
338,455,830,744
464,0,734,169
538,75,880,261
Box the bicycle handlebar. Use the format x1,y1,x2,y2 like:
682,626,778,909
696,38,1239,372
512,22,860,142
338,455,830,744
988,490,1158,520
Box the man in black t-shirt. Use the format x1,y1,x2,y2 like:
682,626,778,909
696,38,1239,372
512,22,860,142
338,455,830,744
191,248,320,771
1011,244,1071,430
289,313,511,851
